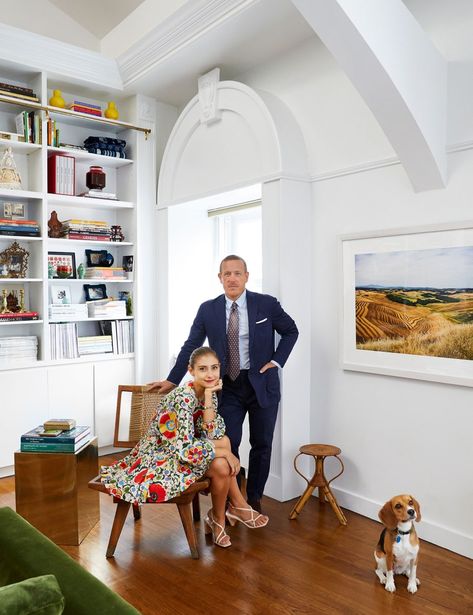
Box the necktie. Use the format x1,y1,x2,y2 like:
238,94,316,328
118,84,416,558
227,302,240,381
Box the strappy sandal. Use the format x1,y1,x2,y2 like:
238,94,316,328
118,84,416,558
204,510,231,548
225,505,269,529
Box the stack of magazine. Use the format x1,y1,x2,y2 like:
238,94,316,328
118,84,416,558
20,420,91,453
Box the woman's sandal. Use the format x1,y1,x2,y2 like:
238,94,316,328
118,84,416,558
225,505,269,529
204,510,231,548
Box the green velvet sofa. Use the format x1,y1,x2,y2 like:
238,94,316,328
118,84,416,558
0,507,140,615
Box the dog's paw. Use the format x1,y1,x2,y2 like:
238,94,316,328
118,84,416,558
375,570,386,585
407,581,418,594
385,580,396,592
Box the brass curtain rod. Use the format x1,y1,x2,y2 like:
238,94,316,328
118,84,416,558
0,94,151,136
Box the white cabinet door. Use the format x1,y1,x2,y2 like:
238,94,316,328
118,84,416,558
47,363,94,429
0,368,49,470
94,359,134,447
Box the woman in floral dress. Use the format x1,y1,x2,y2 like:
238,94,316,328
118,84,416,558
101,346,267,548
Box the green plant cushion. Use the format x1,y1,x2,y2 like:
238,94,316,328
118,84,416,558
0,574,64,615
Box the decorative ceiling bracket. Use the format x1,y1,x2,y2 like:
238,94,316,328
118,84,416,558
198,68,221,124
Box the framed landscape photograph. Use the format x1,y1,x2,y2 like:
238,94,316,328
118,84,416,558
340,221,473,387
83,283,107,301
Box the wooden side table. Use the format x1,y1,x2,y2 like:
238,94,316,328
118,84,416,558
14,437,100,545
289,443,347,525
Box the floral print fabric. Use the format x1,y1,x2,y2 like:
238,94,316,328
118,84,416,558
100,383,225,504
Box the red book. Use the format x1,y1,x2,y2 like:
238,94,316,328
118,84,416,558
66,233,110,242
48,153,75,195
0,311,39,320
70,106,102,116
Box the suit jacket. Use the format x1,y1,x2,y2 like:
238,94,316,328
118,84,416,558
167,290,299,408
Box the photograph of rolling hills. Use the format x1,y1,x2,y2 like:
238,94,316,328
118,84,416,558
355,245,473,360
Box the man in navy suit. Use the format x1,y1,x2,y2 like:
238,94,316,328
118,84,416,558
153,255,298,512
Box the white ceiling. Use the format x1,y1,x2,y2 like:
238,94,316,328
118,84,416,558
48,0,145,39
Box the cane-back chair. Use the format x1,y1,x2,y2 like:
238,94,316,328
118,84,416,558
88,385,210,559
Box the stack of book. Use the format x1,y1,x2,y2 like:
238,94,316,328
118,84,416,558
15,111,41,144
87,299,127,318
49,322,79,359
84,136,126,158
49,303,87,321
61,219,111,241
84,267,126,280
80,189,117,200
46,117,60,147
0,311,39,322
0,82,39,102
68,101,102,116
20,424,91,453
78,335,113,355
0,336,37,366
100,319,134,354
0,218,40,237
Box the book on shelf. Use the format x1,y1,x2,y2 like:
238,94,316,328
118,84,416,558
68,105,102,116
99,319,134,354
0,82,35,96
63,233,111,241
0,230,40,237
79,190,117,200
43,418,76,430
22,425,90,444
48,152,75,196
70,100,101,110
0,335,38,365
78,335,113,355
0,89,39,102
49,322,79,359
0,312,39,321
87,299,127,318
15,111,41,144
0,218,39,226
49,304,87,320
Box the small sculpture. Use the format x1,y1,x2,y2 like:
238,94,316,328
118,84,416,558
110,225,124,242
18,289,26,313
49,89,66,108
48,262,54,279
104,101,119,120
48,210,63,238
0,147,22,189
0,289,8,314
77,263,85,279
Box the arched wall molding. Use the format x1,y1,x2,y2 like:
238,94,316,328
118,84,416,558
157,78,311,501
158,80,309,207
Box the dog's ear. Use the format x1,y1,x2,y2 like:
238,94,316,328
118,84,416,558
411,496,421,522
379,500,397,529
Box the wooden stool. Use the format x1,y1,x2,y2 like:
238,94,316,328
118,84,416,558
289,444,347,525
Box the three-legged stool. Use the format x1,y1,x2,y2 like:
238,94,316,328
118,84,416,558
289,444,347,525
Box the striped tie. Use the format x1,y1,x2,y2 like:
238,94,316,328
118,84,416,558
226,302,240,381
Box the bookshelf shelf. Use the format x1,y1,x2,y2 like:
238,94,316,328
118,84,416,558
0,278,42,282
48,238,133,247
0,139,42,154
47,194,134,209
0,237,43,244
0,188,42,200
47,146,133,168
50,316,134,323
0,320,44,326
49,278,133,284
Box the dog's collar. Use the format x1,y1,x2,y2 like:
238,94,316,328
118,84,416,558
397,528,412,535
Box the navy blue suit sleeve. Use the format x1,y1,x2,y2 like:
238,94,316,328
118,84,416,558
270,298,298,368
167,304,207,385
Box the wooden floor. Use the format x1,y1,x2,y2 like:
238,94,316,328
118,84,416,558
1,455,472,615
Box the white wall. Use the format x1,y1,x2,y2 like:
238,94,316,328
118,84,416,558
236,35,473,557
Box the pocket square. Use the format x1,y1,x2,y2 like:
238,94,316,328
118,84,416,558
255,318,268,324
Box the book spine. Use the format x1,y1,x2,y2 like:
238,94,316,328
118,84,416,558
20,442,87,452
21,433,90,445
70,106,102,116
66,233,110,241
0,230,40,237
0,316,39,322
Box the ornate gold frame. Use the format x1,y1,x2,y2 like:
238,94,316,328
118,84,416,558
0,241,29,278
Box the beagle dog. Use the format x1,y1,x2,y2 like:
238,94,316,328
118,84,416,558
374,494,421,593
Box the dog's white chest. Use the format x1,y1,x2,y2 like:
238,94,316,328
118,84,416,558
393,534,418,573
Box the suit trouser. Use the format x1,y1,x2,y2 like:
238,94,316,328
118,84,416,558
220,371,279,502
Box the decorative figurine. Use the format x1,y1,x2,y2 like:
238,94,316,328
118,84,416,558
48,262,54,279
110,225,124,242
18,288,26,313
104,101,119,120
0,289,8,314
49,89,66,108
77,263,85,279
48,210,63,238
0,147,22,189
86,166,106,191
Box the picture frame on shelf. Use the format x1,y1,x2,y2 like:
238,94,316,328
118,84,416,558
0,241,29,278
340,221,473,388
48,251,76,279
85,249,112,267
50,284,72,305
122,255,133,272
3,202,25,219
83,283,107,301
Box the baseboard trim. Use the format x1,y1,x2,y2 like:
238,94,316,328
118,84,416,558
330,486,473,560
0,465,13,479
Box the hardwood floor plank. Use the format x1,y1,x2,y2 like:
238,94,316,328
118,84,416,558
1,456,472,614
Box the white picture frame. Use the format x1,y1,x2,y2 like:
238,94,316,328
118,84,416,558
50,284,72,305
340,221,473,387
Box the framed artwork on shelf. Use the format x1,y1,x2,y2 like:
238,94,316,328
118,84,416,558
340,221,473,388
50,284,72,305
83,283,107,301
0,241,29,278
122,255,133,272
3,201,25,219
48,251,76,279
85,249,113,267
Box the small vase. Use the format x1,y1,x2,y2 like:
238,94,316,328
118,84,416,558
104,101,119,120
49,89,66,108
77,263,85,279
86,166,106,191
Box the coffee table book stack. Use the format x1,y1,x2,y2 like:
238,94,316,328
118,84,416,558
20,420,91,453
